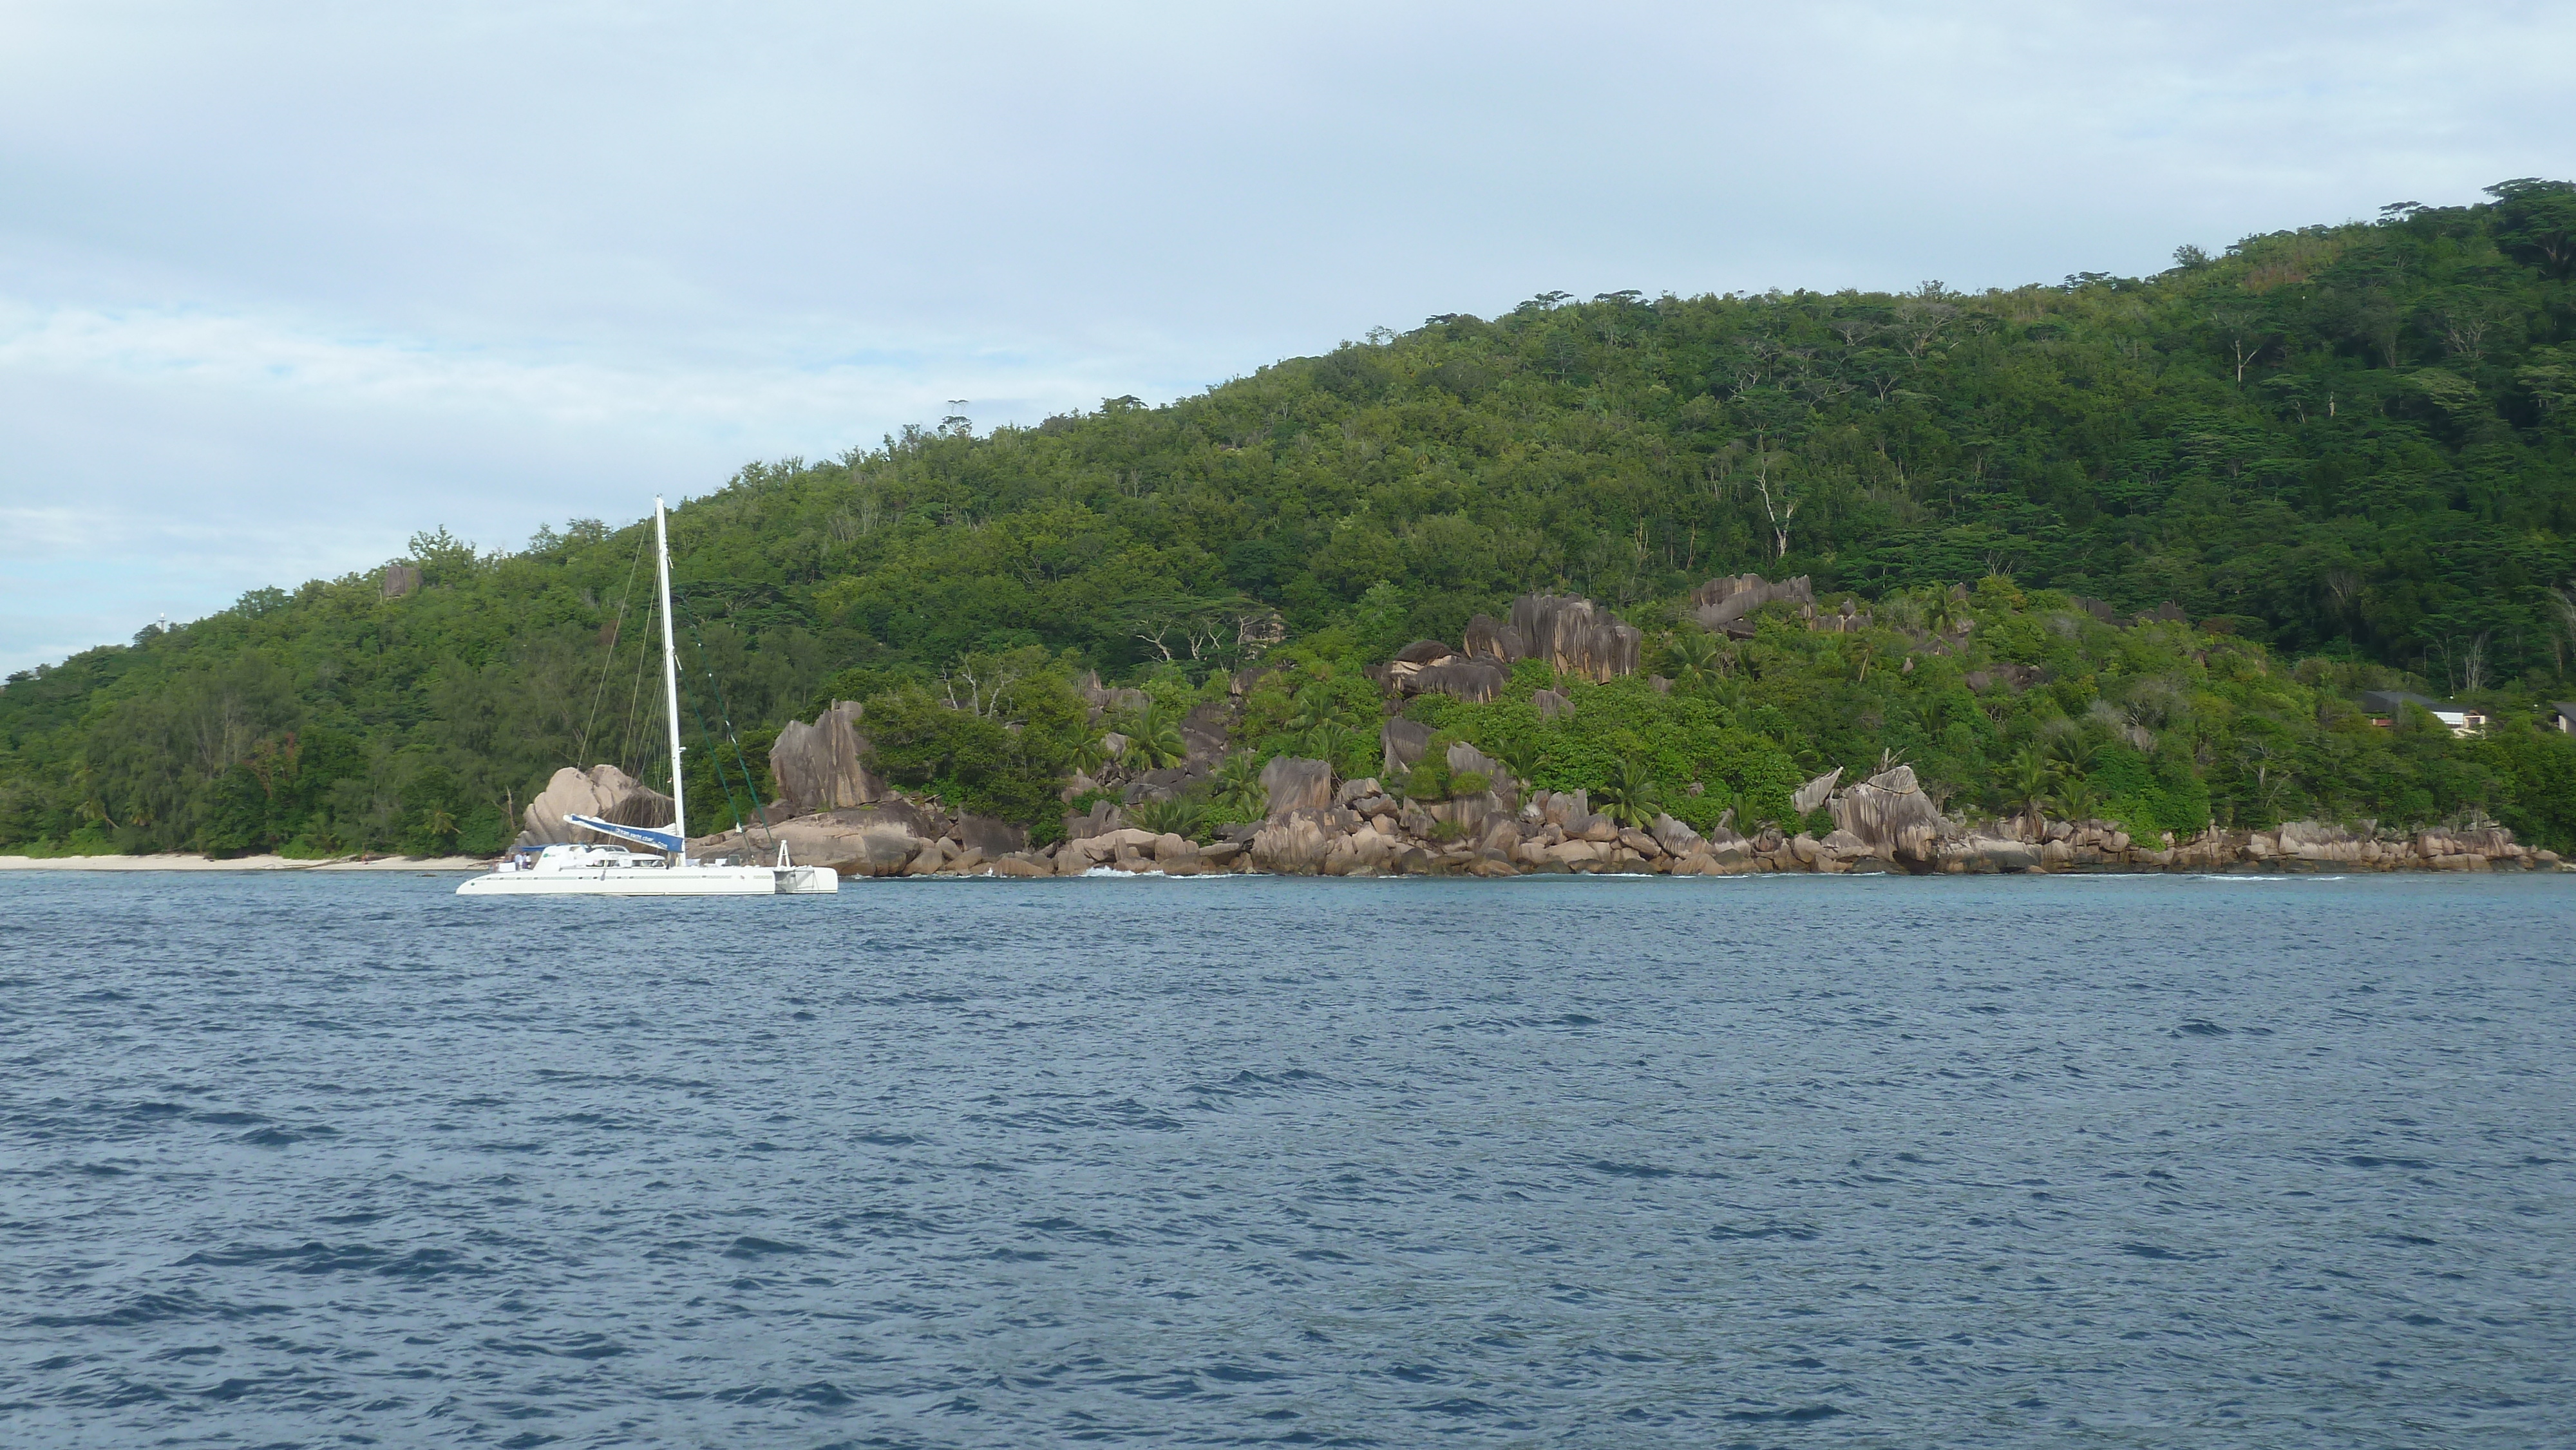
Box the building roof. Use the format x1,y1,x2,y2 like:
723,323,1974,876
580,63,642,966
2360,690,2488,719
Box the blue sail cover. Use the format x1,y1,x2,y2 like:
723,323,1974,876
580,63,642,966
564,813,685,854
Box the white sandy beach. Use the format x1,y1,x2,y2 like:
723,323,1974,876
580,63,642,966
0,853,495,872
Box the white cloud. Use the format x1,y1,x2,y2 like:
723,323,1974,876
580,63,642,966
0,299,1139,434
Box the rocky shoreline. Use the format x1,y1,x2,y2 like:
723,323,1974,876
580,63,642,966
490,606,2574,885
685,760,2565,881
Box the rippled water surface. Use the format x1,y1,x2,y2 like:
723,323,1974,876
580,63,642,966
3,871,2571,1447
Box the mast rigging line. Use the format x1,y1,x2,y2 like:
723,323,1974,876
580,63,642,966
575,528,651,771
672,592,779,852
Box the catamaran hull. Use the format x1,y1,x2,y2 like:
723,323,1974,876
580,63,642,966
457,866,837,896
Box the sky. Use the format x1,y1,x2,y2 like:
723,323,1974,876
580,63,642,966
2,1,2568,674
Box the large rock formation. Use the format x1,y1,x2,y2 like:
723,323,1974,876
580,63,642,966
1378,592,1638,697
516,764,674,847
1180,702,1230,765
685,797,947,876
1374,639,1510,702
1408,657,1510,702
1123,765,1204,805
1250,811,1339,874
953,814,1029,856
1509,594,1641,681
770,701,885,814
1388,638,1455,680
1444,741,1511,800
1791,768,1842,816
1381,719,1434,778
1260,757,1334,818
1801,598,1871,634
1462,614,1530,663
1063,798,1124,842
1828,764,1948,862
1075,672,1151,723
1940,834,2043,873
1691,574,1814,632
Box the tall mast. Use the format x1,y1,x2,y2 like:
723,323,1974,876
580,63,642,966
655,496,687,860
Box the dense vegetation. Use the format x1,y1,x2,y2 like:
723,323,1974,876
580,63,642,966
5,181,2575,857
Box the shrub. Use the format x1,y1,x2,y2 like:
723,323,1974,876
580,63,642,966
1128,793,1213,842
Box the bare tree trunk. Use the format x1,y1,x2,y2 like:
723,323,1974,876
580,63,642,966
1754,473,1797,559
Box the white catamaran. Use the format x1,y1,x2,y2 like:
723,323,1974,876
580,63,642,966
457,497,838,897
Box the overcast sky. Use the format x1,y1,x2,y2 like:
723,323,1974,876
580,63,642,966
2,1,2567,673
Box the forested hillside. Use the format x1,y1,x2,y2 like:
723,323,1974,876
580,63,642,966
5,180,2575,857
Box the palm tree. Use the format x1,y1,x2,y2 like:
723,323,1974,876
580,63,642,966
1285,681,1338,740
2044,732,2099,778
1488,737,1542,791
1124,701,1187,770
1665,628,1727,692
1208,751,1267,822
1070,728,1116,777
1301,718,1355,767
2052,775,2100,825
1708,782,1750,835
2006,747,2052,835
1128,793,1212,841
1597,758,1663,829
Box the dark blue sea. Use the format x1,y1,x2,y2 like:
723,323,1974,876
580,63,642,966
2,871,2570,1447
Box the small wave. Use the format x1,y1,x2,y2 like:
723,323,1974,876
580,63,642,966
239,1124,338,1147
714,1380,854,1408
1587,1160,1676,1179
722,1235,807,1259
1408,1396,1499,1415
1723,1403,1846,1423
2170,1019,2273,1038
478,1332,631,1360
2344,1154,2434,1171
28,1290,289,1328
2117,1243,2209,1261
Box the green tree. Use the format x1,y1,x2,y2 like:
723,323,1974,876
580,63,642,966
1597,758,1662,829
1121,700,1188,770
1665,628,1727,693
2006,748,2054,833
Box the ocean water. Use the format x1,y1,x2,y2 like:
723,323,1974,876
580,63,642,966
1,871,2570,1448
